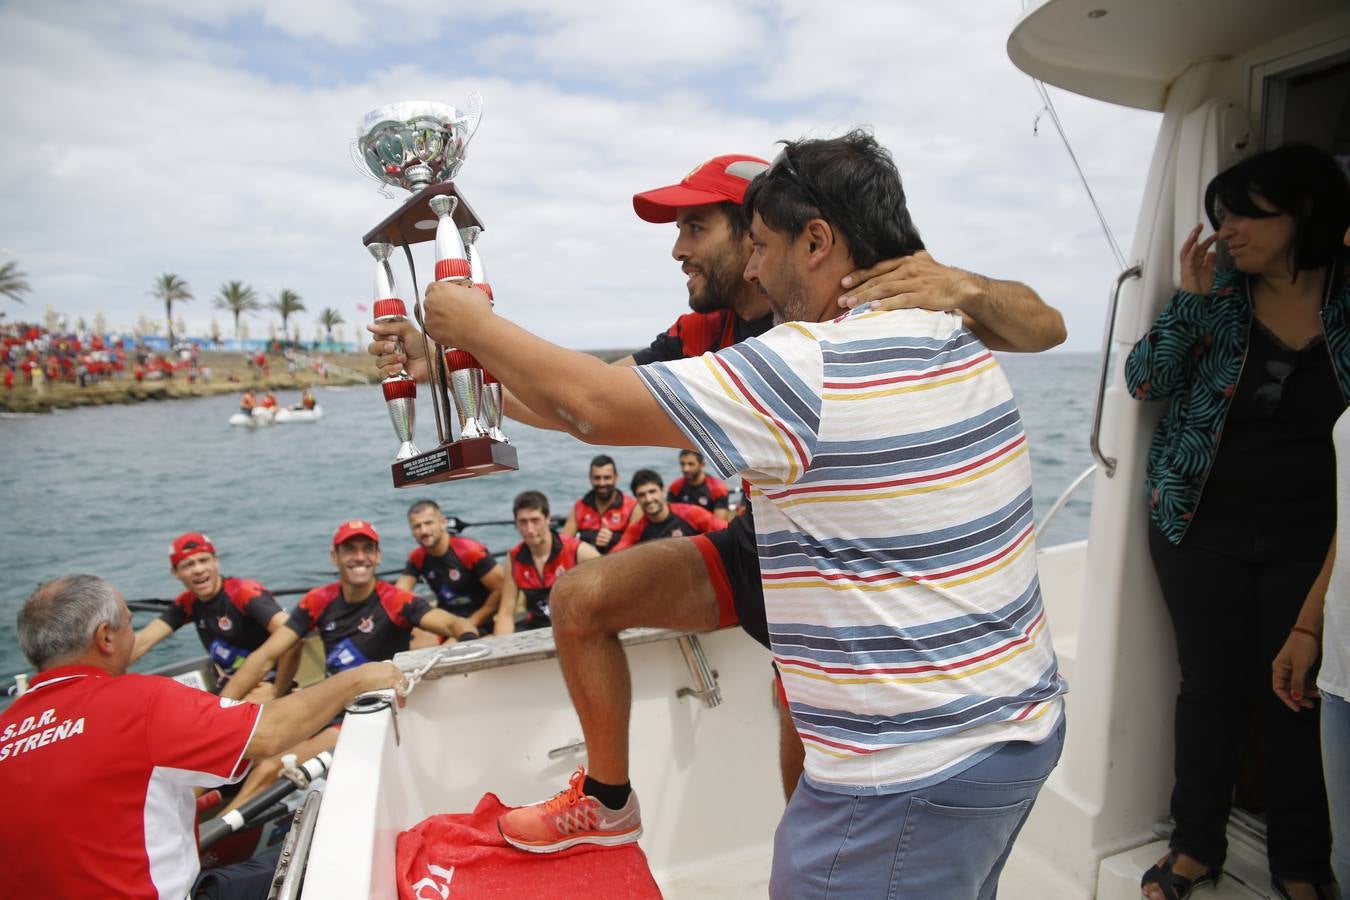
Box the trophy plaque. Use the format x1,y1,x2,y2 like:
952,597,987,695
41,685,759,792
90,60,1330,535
355,96,517,487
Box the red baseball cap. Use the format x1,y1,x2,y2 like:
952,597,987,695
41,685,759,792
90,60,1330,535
333,519,380,547
169,532,216,568
632,154,770,224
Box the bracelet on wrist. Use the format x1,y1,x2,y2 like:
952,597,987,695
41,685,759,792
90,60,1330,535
1290,625,1321,641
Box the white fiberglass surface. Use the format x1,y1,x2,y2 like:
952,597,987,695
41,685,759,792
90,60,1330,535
303,628,783,899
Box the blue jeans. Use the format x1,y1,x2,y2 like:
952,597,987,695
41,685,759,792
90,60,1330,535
1324,690,1350,897
769,720,1065,900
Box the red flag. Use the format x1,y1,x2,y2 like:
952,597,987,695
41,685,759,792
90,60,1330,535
355,302,370,313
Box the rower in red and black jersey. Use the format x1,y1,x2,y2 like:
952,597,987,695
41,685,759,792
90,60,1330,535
561,454,639,555
219,519,479,702
611,469,728,552
395,499,505,634
495,490,601,635
131,532,297,701
667,449,732,521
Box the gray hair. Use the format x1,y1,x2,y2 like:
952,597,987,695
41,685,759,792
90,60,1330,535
18,575,124,670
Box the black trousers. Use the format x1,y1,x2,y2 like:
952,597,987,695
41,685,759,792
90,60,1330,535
1148,522,1333,882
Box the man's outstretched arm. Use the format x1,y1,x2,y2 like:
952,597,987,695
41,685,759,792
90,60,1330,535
420,283,687,451
837,251,1066,352
367,320,641,431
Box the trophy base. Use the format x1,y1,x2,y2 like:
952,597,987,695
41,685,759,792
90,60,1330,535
390,437,519,487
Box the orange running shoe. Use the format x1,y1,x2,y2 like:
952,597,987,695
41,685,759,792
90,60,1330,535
498,766,643,853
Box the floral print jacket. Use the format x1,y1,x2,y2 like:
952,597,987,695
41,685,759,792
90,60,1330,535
1124,266,1350,544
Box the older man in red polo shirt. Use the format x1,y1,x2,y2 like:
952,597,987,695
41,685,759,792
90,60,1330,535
0,573,406,899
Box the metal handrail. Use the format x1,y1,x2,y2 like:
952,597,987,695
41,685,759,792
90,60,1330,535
1035,462,1098,543
1090,264,1143,477
273,789,323,900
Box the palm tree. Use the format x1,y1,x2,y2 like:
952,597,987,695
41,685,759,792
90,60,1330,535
317,307,345,346
213,280,261,351
149,273,191,346
268,289,306,346
1,260,31,305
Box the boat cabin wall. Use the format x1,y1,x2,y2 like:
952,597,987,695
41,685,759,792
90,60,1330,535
1027,11,1350,893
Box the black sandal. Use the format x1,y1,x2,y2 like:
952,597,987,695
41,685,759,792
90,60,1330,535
1140,851,1220,900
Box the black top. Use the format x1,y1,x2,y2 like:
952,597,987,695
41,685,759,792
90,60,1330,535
1186,319,1344,559
159,577,281,672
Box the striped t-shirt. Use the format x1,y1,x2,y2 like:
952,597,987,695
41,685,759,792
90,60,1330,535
636,307,1066,794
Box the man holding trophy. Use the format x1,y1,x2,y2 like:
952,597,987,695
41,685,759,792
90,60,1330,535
358,98,1068,891
367,121,1068,777
392,129,1067,896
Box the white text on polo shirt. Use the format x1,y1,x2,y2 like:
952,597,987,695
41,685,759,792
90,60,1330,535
0,707,86,761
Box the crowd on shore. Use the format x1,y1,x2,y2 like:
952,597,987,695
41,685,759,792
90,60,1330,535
1,320,209,390
1,320,349,399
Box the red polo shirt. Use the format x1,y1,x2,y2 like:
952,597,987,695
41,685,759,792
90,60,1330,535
0,665,260,898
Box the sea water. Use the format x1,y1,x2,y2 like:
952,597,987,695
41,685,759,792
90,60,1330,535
0,352,1098,678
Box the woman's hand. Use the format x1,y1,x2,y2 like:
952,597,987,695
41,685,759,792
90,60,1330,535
1271,630,1320,712
1179,224,1219,295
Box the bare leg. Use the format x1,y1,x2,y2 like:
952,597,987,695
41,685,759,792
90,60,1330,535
550,538,721,786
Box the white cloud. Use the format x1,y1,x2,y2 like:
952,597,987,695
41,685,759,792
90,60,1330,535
0,1,1160,351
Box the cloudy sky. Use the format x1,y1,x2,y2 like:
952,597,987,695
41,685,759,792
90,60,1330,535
0,0,1160,352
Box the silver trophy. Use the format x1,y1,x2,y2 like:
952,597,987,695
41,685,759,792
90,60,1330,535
432,194,487,440
370,243,421,461
461,225,492,302
383,378,420,461
431,195,471,284
446,349,486,440
480,370,508,443
354,96,483,194
356,94,516,486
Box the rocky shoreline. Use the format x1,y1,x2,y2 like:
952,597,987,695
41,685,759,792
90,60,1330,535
0,351,375,414
0,348,636,414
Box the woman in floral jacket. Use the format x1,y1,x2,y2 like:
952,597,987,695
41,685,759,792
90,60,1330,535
1127,144,1349,900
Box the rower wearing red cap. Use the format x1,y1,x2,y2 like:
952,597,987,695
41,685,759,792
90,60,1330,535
219,519,480,704
131,532,299,702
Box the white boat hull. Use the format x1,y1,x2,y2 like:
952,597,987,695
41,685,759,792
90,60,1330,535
274,405,322,424
302,627,782,899
229,407,276,427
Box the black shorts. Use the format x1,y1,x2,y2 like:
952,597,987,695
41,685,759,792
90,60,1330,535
691,507,769,649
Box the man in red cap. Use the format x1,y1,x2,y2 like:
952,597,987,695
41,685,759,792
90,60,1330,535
220,519,480,703
131,532,300,702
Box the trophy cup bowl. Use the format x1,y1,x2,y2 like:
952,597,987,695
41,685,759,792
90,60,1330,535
356,99,481,194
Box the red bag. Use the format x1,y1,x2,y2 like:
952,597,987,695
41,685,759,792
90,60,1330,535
396,794,662,900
